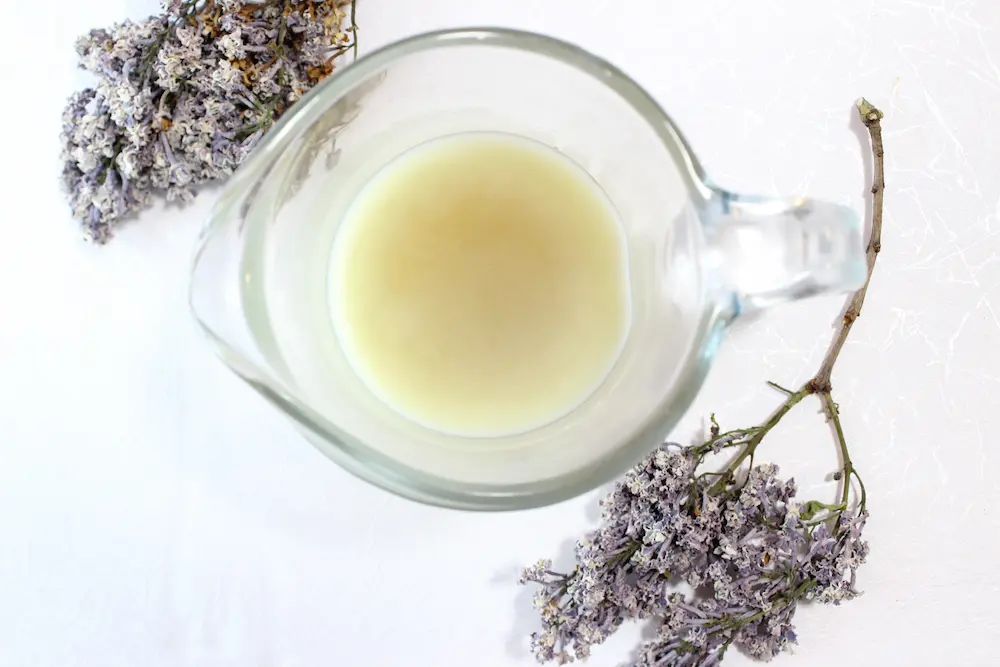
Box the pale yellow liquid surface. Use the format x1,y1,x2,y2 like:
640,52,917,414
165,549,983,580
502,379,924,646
329,133,630,437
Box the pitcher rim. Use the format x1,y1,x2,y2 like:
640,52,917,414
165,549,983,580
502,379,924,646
190,26,725,511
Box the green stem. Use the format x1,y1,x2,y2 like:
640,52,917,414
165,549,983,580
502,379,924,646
852,470,868,511
802,503,847,526
707,579,815,636
609,541,641,566
275,0,292,58
819,393,854,510
350,0,359,60
707,387,811,495
766,380,796,395
691,427,763,458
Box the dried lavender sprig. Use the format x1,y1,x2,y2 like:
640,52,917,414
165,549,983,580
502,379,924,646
520,100,885,666
60,0,358,242
520,445,869,665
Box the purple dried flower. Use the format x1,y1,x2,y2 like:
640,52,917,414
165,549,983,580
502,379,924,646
520,437,869,666
60,0,357,242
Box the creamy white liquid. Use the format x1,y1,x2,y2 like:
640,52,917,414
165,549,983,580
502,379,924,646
328,133,630,437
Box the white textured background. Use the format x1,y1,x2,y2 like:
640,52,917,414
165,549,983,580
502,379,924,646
1,1,998,665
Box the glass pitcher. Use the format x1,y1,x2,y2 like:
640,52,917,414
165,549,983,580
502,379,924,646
189,28,866,511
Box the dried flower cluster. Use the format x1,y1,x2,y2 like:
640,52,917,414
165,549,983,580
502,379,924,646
61,0,356,242
520,99,886,667
521,437,869,665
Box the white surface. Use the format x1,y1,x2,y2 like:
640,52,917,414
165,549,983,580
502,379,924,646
1,1,998,665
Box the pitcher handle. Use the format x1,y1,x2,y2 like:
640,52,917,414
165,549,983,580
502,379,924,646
702,191,867,316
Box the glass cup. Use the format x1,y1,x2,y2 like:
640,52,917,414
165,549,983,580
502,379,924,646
190,28,866,510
